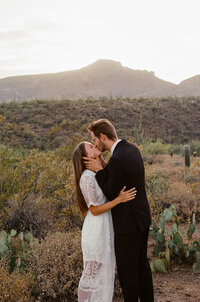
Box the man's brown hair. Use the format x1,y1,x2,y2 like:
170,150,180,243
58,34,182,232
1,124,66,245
88,119,117,141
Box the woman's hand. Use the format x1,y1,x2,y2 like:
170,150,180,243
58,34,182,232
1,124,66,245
116,187,137,204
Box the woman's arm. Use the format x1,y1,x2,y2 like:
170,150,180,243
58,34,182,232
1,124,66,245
89,187,136,216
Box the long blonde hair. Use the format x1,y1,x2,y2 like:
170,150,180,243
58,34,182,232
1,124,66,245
72,142,88,215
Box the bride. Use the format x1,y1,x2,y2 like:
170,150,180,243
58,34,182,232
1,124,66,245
73,141,136,302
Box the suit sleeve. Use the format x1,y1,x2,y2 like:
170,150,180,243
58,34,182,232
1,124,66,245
95,156,124,201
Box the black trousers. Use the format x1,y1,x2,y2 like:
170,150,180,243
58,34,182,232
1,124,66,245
114,228,154,302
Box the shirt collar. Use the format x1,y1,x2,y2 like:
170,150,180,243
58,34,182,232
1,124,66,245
110,139,121,155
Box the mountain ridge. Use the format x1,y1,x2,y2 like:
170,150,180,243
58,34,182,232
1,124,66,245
0,59,199,103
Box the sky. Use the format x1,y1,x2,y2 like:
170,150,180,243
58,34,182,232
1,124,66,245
0,0,200,84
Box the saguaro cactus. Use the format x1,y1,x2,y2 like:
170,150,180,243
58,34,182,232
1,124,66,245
184,145,190,167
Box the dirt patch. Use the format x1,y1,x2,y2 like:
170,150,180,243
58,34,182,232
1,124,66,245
152,265,200,302
113,266,200,302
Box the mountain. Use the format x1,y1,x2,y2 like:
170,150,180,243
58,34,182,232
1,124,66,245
173,75,200,97
0,59,199,103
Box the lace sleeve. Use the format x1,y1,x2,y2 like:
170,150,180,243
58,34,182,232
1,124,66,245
80,174,99,208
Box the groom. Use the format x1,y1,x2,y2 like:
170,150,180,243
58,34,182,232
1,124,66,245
84,119,154,302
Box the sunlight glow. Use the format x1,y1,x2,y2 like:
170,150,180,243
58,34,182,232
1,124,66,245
0,0,199,84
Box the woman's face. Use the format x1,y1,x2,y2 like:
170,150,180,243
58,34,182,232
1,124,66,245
84,142,102,158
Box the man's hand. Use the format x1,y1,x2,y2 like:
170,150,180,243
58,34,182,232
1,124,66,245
83,155,103,172
99,154,107,168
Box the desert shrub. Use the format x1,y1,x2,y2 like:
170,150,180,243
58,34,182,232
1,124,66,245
190,140,200,155
142,140,172,157
0,145,24,206
171,142,200,157
171,144,184,155
182,170,199,184
43,120,54,128
190,163,200,221
174,161,200,221
55,204,84,232
30,231,82,301
181,160,200,184
0,143,83,236
0,194,52,238
162,181,197,220
146,170,170,219
146,170,170,197
0,260,33,302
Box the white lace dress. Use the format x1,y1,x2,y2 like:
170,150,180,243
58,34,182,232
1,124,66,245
78,169,115,302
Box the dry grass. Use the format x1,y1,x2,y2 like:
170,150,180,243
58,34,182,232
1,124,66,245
163,181,197,219
0,261,33,302
0,193,53,239
30,231,82,301
146,155,200,221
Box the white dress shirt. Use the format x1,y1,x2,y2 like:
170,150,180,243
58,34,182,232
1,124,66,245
110,139,121,155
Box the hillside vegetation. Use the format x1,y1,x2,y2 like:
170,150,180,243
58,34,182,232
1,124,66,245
0,96,200,150
0,96,200,301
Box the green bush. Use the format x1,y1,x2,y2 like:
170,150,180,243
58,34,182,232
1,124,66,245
190,140,200,156
0,143,83,237
142,140,172,156
171,144,184,155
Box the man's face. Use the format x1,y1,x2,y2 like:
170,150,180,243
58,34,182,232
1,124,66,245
91,132,106,152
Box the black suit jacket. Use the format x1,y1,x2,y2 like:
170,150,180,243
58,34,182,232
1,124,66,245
96,139,151,233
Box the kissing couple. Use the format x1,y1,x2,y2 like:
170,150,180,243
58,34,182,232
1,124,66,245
73,119,154,302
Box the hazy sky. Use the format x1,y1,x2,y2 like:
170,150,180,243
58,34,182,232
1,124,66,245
0,0,199,84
